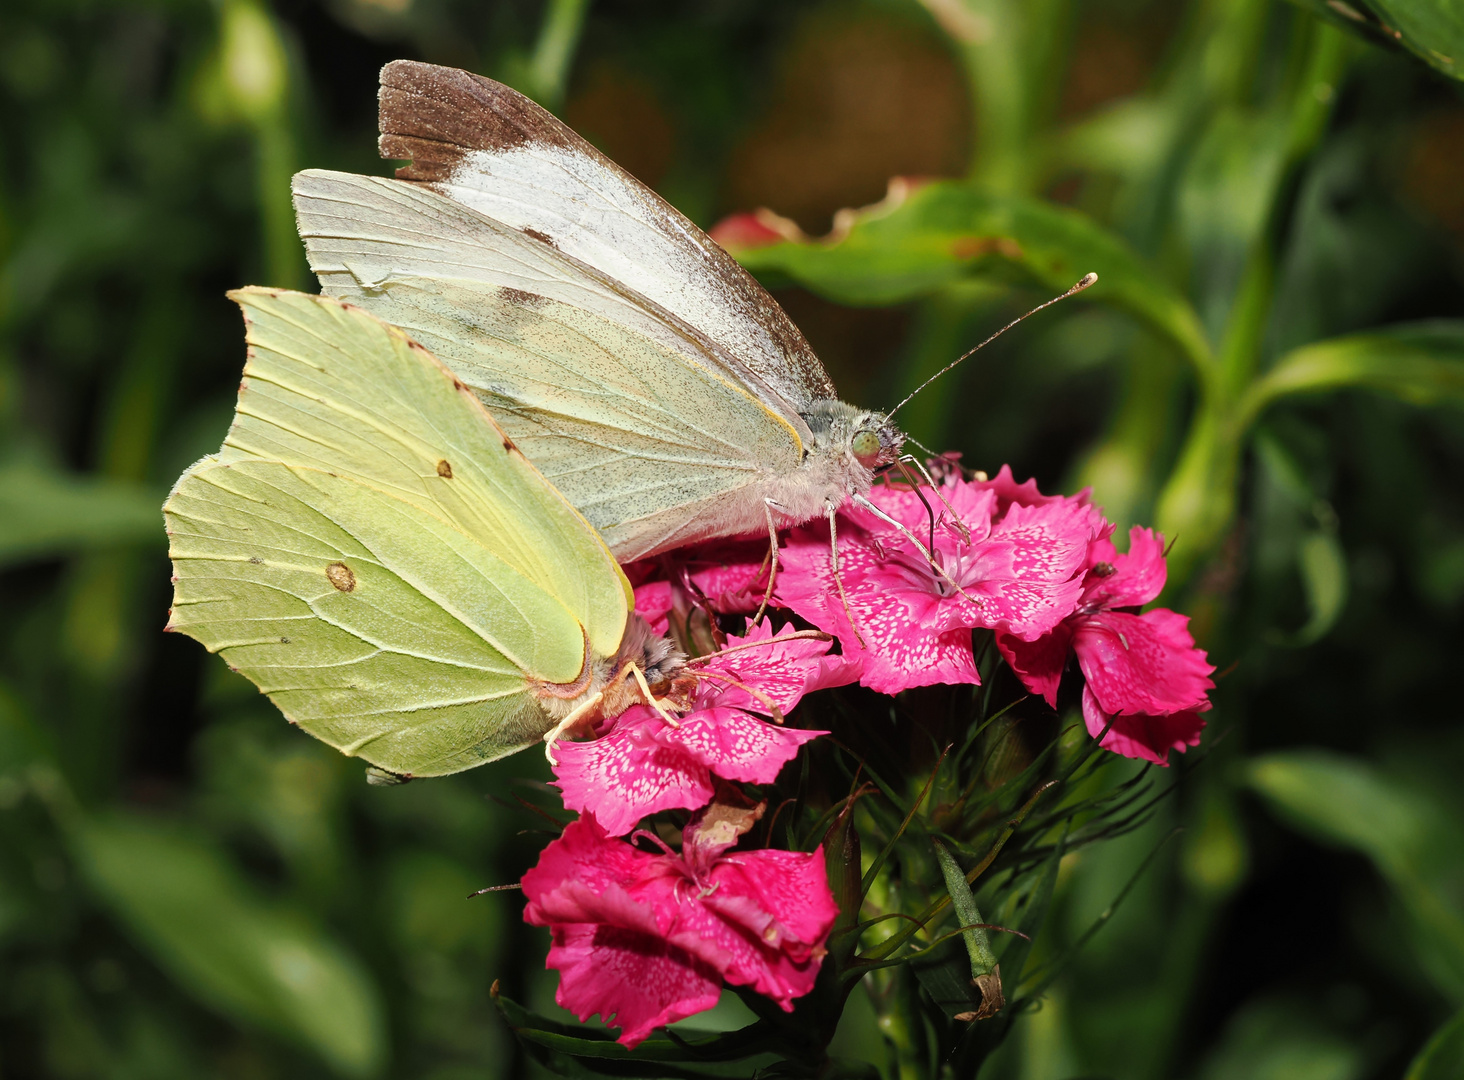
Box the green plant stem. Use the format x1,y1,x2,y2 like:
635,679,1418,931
256,119,305,289
921,0,1070,195
528,0,590,110
1071,337,1184,532
1153,21,1348,593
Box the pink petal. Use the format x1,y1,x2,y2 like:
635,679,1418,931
523,818,835,1041
1083,526,1167,609
521,817,655,906
1074,609,1215,717
995,625,1074,708
551,709,715,836
974,499,1093,638
709,211,790,252
547,922,723,1046
552,706,824,836
633,580,673,637
667,903,822,1009
693,619,858,715
1082,686,1207,765
866,476,998,532
666,708,825,785
692,552,770,614
664,848,836,1008
778,524,981,694
629,541,771,617
970,464,1075,511
706,847,840,953
775,474,1097,693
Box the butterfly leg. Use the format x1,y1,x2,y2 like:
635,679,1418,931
684,668,785,723
896,454,971,542
851,493,983,610
542,690,605,765
826,501,867,649
625,662,682,729
752,498,784,624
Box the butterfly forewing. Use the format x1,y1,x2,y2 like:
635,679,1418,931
291,175,808,559
292,63,903,563
375,59,836,411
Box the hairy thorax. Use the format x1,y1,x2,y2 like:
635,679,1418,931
530,614,688,736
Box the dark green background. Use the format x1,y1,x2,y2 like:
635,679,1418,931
1,0,1462,1077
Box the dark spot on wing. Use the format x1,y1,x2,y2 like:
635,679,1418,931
521,227,558,249
500,286,547,308
326,562,357,592
248,556,263,564
279,637,290,644
503,437,517,453
436,459,454,478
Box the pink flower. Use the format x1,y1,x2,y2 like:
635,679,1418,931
552,622,840,835
628,542,769,636
777,476,1098,694
970,463,1097,514
552,706,824,837
522,804,838,1046
1082,688,1209,765
693,619,861,715
997,527,1215,765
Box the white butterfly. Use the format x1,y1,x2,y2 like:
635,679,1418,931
292,60,908,565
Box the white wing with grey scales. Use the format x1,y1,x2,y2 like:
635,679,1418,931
290,175,806,559
294,169,810,439
373,59,837,412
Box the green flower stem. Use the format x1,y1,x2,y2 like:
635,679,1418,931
256,119,305,290
526,0,591,110
1070,337,1185,533
921,0,1070,195
1153,22,1348,593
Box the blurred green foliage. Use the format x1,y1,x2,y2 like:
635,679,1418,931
1,0,1462,1076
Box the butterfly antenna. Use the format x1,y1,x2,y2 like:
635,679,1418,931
887,273,1097,419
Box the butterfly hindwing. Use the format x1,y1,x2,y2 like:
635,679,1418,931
166,460,562,775
218,286,630,656
164,289,633,776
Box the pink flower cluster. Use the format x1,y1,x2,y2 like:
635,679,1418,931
519,464,1214,1046
525,621,852,1045
775,466,1215,764
523,801,837,1046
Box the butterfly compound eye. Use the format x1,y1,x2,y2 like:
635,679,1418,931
851,430,883,467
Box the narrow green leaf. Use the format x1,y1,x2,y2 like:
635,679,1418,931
1242,322,1464,425
1246,752,1430,872
0,462,162,567
1286,0,1463,81
1406,1008,1464,1080
1292,531,1349,644
70,812,386,1077
934,840,996,974
727,181,1212,374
